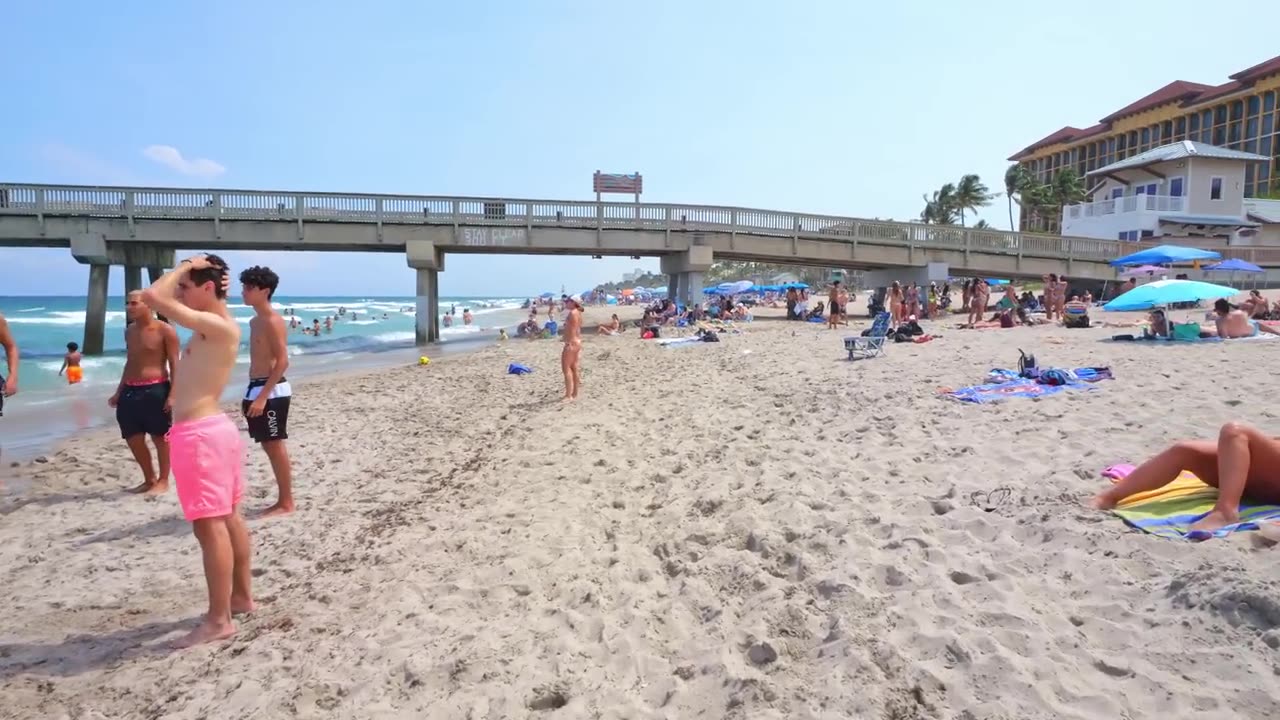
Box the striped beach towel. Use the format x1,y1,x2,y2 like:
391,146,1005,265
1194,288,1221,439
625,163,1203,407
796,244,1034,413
1105,465,1280,540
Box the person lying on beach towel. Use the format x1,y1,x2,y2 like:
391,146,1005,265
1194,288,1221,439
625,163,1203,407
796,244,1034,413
1090,421,1280,535
1211,299,1280,339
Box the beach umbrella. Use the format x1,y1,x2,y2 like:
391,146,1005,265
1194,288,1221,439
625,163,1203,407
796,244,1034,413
1109,244,1221,267
1205,258,1264,273
985,278,1010,285
539,292,554,298
1103,279,1238,312
1119,264,1167,277
783,282,809,290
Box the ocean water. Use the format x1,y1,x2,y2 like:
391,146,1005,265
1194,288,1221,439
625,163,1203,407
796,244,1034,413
0,294,532,462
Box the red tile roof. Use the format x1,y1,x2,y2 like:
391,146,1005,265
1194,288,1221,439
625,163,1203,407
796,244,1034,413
1010,54,1280,161
1231,56,1280,82
1184,80,1246,107
1098,81,1213,123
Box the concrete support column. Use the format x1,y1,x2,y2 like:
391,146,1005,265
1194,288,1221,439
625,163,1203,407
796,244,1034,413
684,271,704,306
124,265,143,294
660,246,713,309
669,274,682,304
146,267,168,324
84,264,110,355
406,240,445,346
414,269,439,345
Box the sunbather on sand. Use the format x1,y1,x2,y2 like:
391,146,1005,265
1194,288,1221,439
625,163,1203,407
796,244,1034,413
1090,422,1280,534
597,314,623,335
1212,299,1280,338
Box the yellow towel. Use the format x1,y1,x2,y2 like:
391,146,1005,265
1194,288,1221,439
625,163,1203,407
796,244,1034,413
1113,470,1211,508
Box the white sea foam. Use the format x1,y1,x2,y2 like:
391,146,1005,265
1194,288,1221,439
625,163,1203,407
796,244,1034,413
18,306,46,312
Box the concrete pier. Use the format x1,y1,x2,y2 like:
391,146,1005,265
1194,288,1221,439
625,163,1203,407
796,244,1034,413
660,246,714,307
83,265,110,355
124,265,143,294
406,240,444,345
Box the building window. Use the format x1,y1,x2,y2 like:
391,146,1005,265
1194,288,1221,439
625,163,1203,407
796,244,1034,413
1248,95,1261,116
1247,117,1259,139
1231,100,1244,121
1213,126,1226,145
1190,114,1200,133
1141,230,1155,239
1111,187,1124,199
1175,117,1187,139
1215,105,1228,125
1169,177,1184,196
1210,177,1224,200
1135,182,1158,196
1265,91,1276,113
1140,128,1150,148
1117,231,1140,241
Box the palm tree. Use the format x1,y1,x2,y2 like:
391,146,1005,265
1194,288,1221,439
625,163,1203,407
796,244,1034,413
953,174,993,227
973,219,992,230
921,183,958,225
1052,168,1086,208
1004,164,1032,231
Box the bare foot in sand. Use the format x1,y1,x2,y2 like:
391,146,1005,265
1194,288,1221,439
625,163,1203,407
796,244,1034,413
1188,508,1239,535
1088,490,1120,510
257,502,294,519
126,479,155,494
173,618,236,648
231,594,255,616
143,481,169,496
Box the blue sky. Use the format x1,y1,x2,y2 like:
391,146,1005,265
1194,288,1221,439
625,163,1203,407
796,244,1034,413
1,0,1275,296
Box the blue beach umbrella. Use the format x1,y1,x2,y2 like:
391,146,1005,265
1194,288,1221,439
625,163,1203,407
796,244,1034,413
1205,258,1264,273
1103,279,1238,311
1109,244,1221,267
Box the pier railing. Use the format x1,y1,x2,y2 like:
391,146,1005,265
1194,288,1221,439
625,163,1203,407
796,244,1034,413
4,183,1280,265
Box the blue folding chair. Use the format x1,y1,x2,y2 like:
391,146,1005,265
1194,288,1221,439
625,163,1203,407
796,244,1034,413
844,312,891,360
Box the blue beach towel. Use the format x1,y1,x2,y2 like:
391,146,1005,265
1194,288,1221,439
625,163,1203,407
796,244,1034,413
507,363,533,375
947,380,1082,404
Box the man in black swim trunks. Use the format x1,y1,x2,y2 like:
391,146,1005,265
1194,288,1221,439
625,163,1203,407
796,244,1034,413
110,290,180,495
240,266,294,518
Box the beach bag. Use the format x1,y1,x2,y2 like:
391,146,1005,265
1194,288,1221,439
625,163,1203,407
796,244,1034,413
699,330,720,342
507,363,533,375
1018,349,1036,375
999,311,1015,328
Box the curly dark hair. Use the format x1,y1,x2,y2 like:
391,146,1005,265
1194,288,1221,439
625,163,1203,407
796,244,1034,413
189,254,230,300
239,265,280,299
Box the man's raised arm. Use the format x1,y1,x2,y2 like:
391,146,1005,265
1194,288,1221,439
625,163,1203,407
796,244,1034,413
140,257,235,340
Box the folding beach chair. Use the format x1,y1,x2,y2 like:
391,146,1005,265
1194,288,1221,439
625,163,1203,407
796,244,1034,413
844,311,891,360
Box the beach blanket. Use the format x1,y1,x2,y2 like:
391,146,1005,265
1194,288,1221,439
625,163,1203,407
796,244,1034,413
946,379,1082,403
1104,464,1280,540
655,337,705,348
947,366,1111,404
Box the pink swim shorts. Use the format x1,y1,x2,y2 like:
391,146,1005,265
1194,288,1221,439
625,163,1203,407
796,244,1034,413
167,413,245,521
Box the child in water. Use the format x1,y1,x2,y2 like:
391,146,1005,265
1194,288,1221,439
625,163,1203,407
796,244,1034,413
59,342,83,385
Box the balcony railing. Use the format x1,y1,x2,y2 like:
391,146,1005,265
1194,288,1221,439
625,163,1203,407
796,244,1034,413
1064,194,1187,220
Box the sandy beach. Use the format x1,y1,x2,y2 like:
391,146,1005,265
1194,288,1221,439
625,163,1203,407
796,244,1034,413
3,301,1280,719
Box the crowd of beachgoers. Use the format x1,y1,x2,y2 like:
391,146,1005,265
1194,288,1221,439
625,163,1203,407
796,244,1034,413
2,264,1279,719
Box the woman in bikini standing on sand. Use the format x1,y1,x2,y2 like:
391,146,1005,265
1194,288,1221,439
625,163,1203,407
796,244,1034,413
561,295,583,401
889,281,904,324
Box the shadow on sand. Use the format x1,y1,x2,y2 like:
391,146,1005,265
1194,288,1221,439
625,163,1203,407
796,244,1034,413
0,619,191,680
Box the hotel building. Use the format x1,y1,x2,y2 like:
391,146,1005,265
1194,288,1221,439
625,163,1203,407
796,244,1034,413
1009,54,1280,235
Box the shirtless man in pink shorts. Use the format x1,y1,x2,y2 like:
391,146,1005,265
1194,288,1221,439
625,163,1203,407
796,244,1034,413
140,254,253,648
